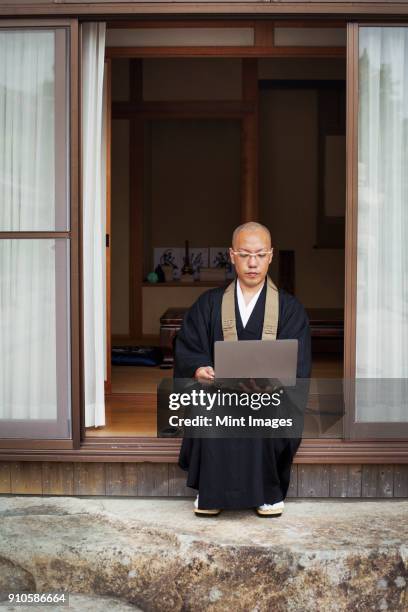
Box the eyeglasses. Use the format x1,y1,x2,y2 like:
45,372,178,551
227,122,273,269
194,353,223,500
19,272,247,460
231,250,273,261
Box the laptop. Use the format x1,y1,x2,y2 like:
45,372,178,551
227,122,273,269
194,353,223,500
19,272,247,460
214,339,298,384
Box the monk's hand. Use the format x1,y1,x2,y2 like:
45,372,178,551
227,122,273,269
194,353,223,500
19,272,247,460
194,366,215,382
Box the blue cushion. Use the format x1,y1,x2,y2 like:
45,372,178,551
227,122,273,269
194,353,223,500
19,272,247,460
111,346,162,367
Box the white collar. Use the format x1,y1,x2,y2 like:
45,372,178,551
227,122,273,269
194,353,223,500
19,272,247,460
236,280,264,328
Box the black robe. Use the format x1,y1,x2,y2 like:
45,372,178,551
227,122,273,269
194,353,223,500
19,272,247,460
174,280,311,510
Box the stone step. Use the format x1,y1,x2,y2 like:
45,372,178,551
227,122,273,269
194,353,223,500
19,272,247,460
0,497,407,611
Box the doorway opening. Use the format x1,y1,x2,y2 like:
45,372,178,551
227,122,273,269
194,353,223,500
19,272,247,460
85,26,347,440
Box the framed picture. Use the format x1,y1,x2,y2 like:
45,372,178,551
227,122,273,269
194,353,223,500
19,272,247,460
187,248,209,278
210,247,230,268
153,248,182,279
210,247,234,278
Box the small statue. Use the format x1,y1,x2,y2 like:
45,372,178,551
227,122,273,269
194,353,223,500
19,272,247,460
181,240,194,282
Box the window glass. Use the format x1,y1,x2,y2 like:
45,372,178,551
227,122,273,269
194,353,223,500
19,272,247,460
356,27,408,422
0,29,69,231
0,239,71,438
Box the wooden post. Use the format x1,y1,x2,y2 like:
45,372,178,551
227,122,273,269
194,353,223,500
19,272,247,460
241,58,258,222
129,59,144,341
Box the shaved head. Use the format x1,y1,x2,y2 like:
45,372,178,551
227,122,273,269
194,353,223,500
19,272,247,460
232,222,271,249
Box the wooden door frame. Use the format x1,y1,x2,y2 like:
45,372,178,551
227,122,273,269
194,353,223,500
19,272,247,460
2,15,408,461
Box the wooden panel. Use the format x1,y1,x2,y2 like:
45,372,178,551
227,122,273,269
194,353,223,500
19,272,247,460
136,462,169,496
3,4,408,19
286,464,298,497
3,462,408,498
106,47,345,59
168,463,195,497
394,465,408,498
361,464,378,498
330,464,361,497
73,463,106,495
106,462,138,496
0,1,56,4
42,462,74,495
108,20,257,29
10,462,42,494
242,57,258,102
329,464,348,497
346,464,362,497
378,465,394,498
254,22,274,47
0,462,11,493
298,464,330,497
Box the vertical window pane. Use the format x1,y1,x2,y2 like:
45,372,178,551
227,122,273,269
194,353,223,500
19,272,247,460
0,29,69,231
0,239,71,438
356,27,408,421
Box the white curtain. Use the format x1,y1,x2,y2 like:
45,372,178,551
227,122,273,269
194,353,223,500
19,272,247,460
82,23,107,428
0,31,56,231
356,27,408,421
0,31,61,423
0,240,60,421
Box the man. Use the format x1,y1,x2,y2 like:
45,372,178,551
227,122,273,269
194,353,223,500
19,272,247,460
174,222,311,517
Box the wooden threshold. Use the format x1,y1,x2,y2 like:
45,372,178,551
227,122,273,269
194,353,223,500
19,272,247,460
1,440,408,464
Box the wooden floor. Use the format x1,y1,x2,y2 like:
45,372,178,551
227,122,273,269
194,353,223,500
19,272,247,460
312,353,343,378
86,355,343,438
87,394,157,437
111,365,173,394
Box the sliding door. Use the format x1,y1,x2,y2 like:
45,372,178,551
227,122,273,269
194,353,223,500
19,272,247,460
346,24,408,438
0,21,79,442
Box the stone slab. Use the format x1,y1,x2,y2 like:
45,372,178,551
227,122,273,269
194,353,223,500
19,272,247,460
0,497,407,611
